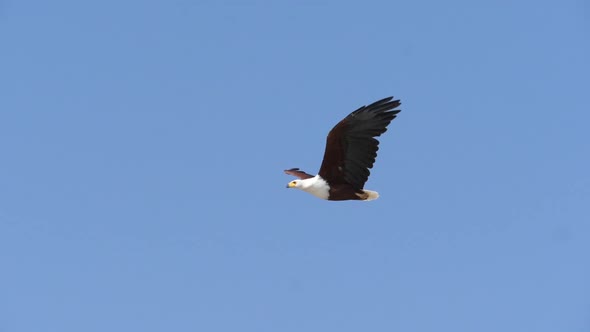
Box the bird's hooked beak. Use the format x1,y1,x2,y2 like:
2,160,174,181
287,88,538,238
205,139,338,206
287,181,296,188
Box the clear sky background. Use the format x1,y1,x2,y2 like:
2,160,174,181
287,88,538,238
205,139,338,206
1,0,589,331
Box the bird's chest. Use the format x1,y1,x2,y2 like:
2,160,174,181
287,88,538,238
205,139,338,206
302,177,330,200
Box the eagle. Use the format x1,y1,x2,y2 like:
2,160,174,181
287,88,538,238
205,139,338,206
285,96,401,201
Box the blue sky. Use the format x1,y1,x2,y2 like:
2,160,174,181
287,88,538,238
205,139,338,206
1,0,589,331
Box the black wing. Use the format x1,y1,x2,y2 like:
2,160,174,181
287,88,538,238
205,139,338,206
317,97,401,189
284,168,315,179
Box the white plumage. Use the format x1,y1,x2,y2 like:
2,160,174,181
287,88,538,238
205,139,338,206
288,176,330,200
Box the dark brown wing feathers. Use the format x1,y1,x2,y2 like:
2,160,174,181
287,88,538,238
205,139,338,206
318,97,401,189
284,168,314,179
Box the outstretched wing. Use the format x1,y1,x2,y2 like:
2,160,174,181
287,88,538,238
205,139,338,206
284,168,314,179
318,96,401,189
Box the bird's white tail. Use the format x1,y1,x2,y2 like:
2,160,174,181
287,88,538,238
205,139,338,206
362,190,379,201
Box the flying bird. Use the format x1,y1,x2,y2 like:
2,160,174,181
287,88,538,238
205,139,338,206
285,96,401,201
